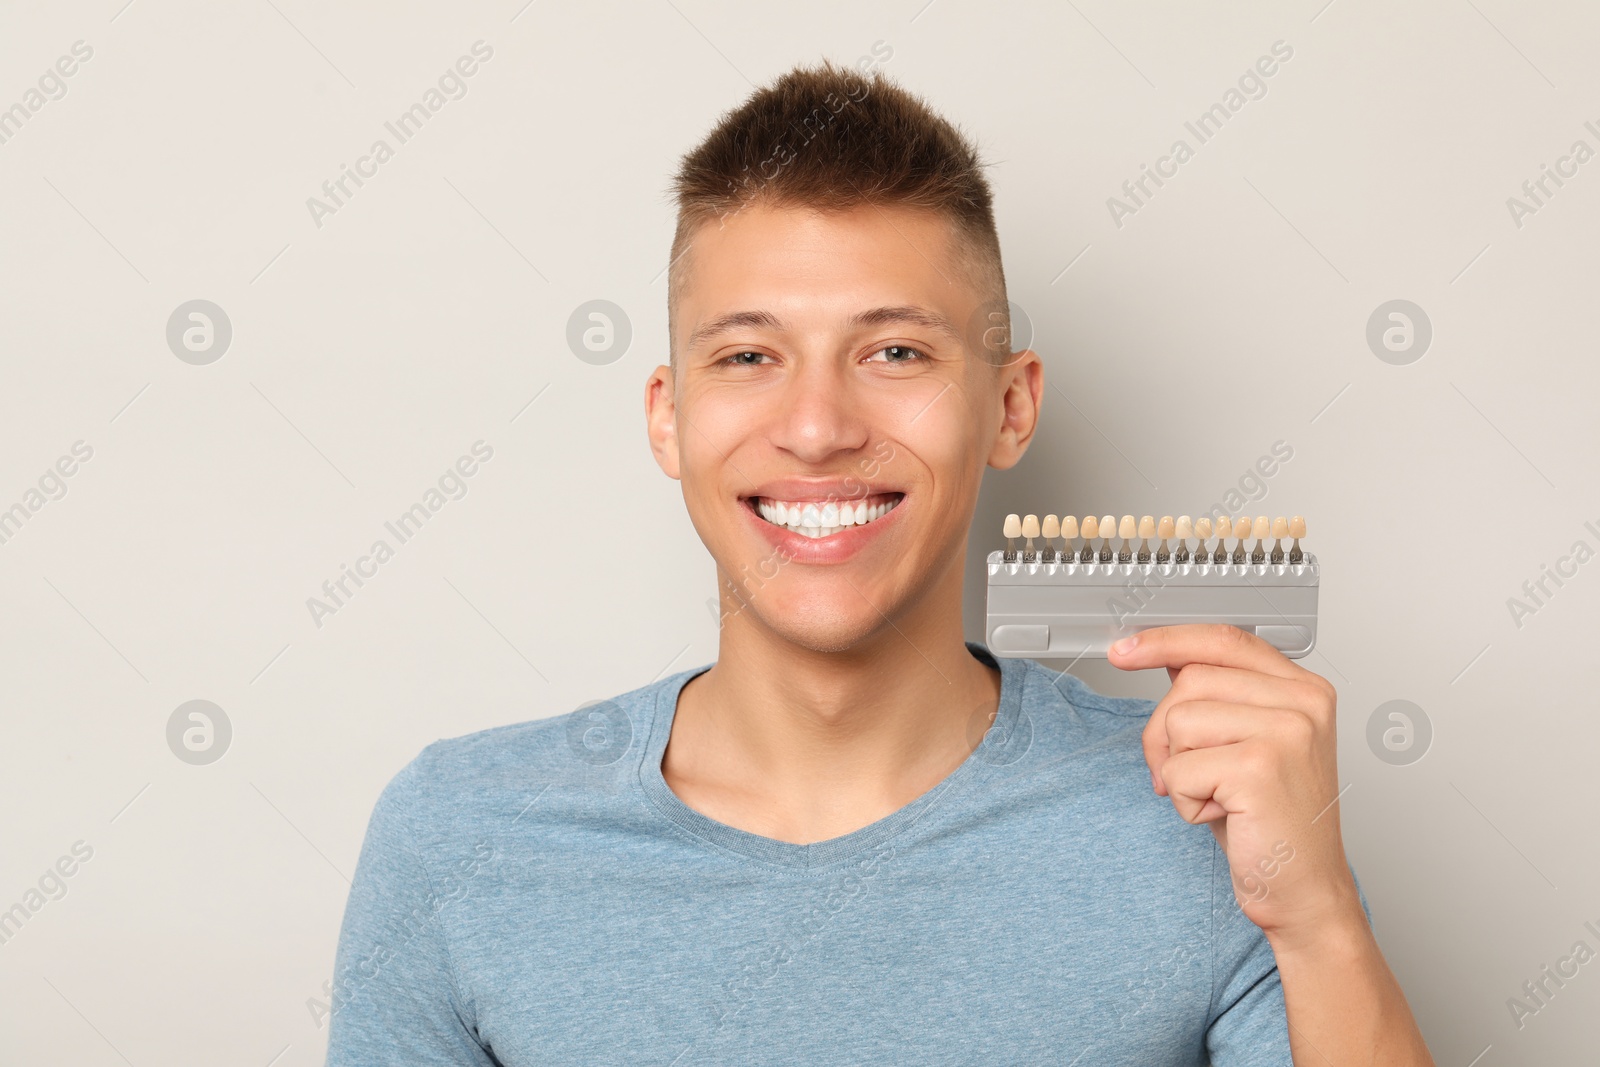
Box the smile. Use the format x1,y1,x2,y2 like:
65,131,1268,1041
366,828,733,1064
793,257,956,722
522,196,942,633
748,492,905,539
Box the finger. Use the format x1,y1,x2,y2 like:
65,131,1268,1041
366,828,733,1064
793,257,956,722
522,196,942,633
1109,623,1305,683
1161,701,1299,759
1140,667,1322,795
1159,743,1257,825
1166,662,1327,709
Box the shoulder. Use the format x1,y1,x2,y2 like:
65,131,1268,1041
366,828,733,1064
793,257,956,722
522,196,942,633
1011,656,1160,759
368,669,681,840
1018,657,1160,721
999,657,1210,863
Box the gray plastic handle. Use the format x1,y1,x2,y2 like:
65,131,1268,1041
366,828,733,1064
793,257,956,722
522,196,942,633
984,551,1319,660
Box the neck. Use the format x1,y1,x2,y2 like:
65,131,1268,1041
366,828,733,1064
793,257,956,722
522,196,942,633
662,558,1001,844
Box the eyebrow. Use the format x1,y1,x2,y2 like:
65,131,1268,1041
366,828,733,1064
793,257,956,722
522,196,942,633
686,304,963,353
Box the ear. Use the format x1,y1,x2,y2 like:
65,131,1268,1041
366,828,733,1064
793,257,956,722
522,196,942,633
644,364,682,480
986,349,1043,470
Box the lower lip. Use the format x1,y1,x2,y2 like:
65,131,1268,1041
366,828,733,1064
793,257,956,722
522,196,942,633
740,497,906,564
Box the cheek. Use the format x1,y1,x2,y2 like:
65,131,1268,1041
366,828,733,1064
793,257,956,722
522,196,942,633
678,393,764,477
674,395,781,544
885,393,983,484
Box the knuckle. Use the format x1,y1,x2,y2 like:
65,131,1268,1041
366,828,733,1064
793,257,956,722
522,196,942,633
1280,711,1316,748
1296,676,1337,716
1173,662,1213,692
1163,700,1195,737
1213,623,1248,648
1238,741,1274,781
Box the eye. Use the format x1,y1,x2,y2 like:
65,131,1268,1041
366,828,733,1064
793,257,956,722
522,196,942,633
720,351,772,367
865,345,928,364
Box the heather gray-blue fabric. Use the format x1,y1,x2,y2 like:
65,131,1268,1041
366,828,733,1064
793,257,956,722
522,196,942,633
326,642,1348,1065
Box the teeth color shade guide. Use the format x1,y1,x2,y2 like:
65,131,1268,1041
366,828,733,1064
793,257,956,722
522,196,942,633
986,513,1320,660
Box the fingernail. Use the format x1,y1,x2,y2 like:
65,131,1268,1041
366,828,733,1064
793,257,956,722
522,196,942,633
1112,635,1138,654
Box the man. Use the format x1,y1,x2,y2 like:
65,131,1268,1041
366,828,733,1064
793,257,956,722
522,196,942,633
326,59,1434,1064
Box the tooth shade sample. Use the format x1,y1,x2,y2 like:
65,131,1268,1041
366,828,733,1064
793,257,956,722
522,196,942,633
993,510,1309,565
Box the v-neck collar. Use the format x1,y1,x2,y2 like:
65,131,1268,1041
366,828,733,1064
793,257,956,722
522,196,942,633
635,642,1027,869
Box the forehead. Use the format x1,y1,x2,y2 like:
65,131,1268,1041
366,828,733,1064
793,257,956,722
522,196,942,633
674,202,976,341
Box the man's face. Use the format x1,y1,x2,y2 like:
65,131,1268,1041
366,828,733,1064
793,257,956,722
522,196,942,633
646,202,1040,653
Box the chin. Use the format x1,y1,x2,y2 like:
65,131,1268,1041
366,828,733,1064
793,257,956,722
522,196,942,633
739,598,885,655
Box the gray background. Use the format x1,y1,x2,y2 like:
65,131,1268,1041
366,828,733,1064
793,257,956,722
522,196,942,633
2,1,1596,1063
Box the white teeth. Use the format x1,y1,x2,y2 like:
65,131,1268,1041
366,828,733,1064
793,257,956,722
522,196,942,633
752,494,902,536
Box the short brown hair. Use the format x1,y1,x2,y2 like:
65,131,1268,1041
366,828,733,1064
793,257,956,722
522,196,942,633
666,58,1008,365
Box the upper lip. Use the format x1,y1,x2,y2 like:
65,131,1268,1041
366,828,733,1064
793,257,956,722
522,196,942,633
741,479,905,503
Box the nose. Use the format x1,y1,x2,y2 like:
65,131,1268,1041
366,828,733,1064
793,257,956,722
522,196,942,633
769,357,870,465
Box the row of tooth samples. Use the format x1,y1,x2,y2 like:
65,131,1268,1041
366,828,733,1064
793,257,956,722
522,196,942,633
1001,514,1309,566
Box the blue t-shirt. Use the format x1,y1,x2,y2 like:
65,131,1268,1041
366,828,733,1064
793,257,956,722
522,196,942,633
325,643,1308,1065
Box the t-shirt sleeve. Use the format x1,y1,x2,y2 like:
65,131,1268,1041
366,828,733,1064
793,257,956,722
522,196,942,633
1203,845,1376,1066
1203,840,1293,1066
325,758,499,1066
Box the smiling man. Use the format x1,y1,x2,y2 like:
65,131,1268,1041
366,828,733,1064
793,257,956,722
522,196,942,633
325,61,1433,1065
